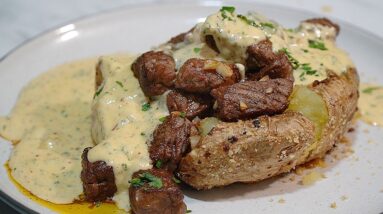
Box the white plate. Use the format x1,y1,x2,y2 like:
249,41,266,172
1,1,382,214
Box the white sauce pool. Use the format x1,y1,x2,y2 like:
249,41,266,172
0,59,96,203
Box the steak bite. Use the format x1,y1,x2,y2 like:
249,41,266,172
81,147,117,202
175,58,241,94
211,79,293,121
129,169,186,214
168,27,195,45
149,113,198,172
303,18,340,36
167,90,213,120
246,39,294,81
131,51,176,97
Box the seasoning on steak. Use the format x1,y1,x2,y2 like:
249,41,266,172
129,168,186,214
304,18,340,35
81,147,117,202
175,58,241,93
149,113,198,172
167,90,213,119
131,51,176,97
246,39,294,81
211,79,293,121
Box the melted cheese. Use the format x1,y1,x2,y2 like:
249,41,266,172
359,83,383,127
0,59,96,203
88,55,168,211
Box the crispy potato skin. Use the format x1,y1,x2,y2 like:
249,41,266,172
178,68,359,189
179,112,315,189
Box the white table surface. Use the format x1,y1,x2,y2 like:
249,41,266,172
0,0,382,213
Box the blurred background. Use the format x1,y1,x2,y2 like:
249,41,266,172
1,0,383,58
1,0,382,213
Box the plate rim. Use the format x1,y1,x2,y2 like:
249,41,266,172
1,1,383,213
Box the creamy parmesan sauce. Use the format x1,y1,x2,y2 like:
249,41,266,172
199,10,354,85
88,55,168,211
358,83,383,127
0,59,96,203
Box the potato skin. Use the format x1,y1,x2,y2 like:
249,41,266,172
178,68,359,190
302,68,359,162
178,112,315,189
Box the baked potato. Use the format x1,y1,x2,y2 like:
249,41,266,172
178,68,359,189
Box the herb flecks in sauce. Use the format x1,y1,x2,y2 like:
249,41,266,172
141,103,151,111
308,39,328,50
359,83,383,127
0,58,96,203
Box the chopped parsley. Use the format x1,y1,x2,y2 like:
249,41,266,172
220,6,235,20
179,112,186,118
140,132,145,136
279,48,300,69
93,85,104,98
299,63,318,81
362,87,380,94
260,22,275,29
115,81,123,88
186,210,192,213
141,103,151,111
159,116,167,122
237,14,260,28
237,14,274,30
308,39,328,50
155,160,163,168
130,172,163,188
172,177,181,184
193,47,201,53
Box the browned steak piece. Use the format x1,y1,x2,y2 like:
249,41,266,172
304,18,340,35
81,147,117,202
175,58,241,94
246,39,293,81
129,168,186,214
211,79,293,121
204,35,220,53
167,90,213,119
168,27,195,45
149,113,198,172
131,51,176,97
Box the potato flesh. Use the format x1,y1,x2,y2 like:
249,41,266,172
288,86,329,160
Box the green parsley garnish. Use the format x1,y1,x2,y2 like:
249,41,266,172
362,87,380,94
279,48,300,69
155,160,163,168
130,172,163,188
237,14,260,28
193,47,201,53
159,116,167,122
220,6,235,20
260,22,275,29
179,112,186,118
220,6,235,13
115,81,123,88
172,177,181,184
299,63,318,81
140,132,145,136
308,39,328,50
186,210,192,213
141,103,151,111
93,85,104,98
